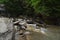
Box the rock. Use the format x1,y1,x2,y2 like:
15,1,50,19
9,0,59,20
27,24,37,28
0,17,13,40
18,19,22,21
19,20,26,25
34,29,40,32
24,31,30,35
26,19,34,24
0,18,8,33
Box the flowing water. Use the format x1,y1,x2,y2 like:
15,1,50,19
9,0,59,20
31,26,60,40
0,17,60,40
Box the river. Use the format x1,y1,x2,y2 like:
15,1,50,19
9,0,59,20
31,26,60,40
0,17,60,40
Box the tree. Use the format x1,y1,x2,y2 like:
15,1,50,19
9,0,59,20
4,0,35,17
28,0,60,16
0,0,8,3
4,0,60,25
28,0,60,25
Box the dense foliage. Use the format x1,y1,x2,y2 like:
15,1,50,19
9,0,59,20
28,0,60,17
3,0,60,25
4,0,35,17
0,0,8,3
28,0,60,25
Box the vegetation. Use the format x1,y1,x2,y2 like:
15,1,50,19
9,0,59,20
1,0,60,25
0,0,8,3
29,0,60,16
27,0,60,25
4,0,35,17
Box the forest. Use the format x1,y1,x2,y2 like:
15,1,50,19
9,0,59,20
0,0,60,25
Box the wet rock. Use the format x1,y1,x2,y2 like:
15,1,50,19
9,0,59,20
26,19,34,24
27,24,37,28
24,31,30,35
19,20,27,25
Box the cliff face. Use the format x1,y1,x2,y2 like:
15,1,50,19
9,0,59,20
0,18,8,33
0,17,13,33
